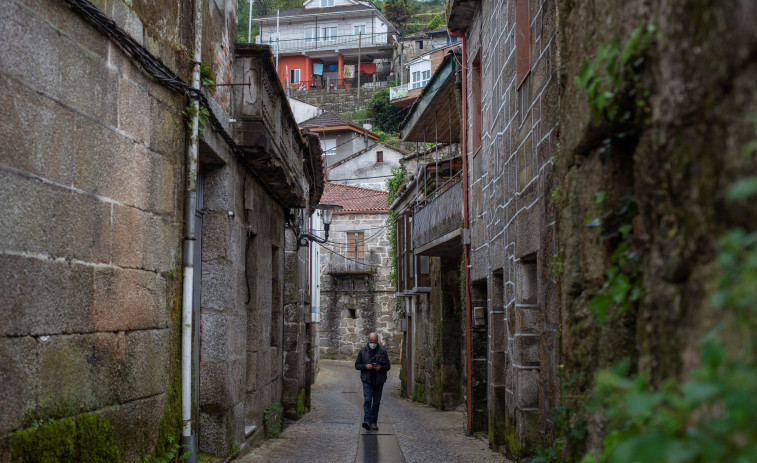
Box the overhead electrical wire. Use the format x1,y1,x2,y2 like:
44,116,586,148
64,0,291,208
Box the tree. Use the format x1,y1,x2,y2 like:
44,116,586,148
383,0,414,33
427,14,444,31
368,88,408,133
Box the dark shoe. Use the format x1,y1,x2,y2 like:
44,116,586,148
362,422,371,430
370,423,379,430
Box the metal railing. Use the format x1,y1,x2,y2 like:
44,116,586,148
267,32,393,54
283,76,389,91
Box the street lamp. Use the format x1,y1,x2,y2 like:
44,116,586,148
291,203,343,248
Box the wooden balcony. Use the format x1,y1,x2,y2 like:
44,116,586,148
325,251,375,275
412,178,463,256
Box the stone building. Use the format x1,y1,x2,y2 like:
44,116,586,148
556,0,757,457
318,183,401,360
390,49,466,412
0,0,322,460
447,0,560,455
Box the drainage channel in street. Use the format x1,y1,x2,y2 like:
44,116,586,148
343,369,406,463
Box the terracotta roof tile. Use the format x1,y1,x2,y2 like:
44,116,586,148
321,182,387,213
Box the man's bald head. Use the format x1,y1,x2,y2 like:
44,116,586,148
368,332,378,343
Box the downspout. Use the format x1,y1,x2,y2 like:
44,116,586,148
180,0,202,460
448,31,472,436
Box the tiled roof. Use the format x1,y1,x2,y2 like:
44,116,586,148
299,111,380,138
257,4,378,19
321,182,387,213
299,111,357,129
429,26,448,34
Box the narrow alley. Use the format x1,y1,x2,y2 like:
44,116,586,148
237,361,509,463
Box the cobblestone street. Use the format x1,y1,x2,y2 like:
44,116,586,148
236,360,510,463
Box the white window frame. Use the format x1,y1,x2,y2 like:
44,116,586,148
353,24,366,35
320,0,334,7
290,68,301,84
321,26,338,41
305,27,317,43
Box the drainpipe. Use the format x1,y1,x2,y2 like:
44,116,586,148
448,31,472,436
180,0,202,461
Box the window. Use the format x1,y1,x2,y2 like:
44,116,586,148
416,40,424,49
376,151,383,163
289,68,300,84
422,70,431,86
411,70,422,89
354,24,366,35
515,0,531,88
348,308,356,319
322,26,337,41
471,50,482,154
305,27,317,42
346,232,365,259
320,0,333,6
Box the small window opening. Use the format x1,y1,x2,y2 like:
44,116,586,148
348,308,357,319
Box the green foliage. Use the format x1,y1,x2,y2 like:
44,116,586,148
263,403,284,438
342,108,372,121
383,0,414,32
533,373,587,463
296,388,307,417
577,177,757,462
182,104,210,139
200,62,216,93
586,197,643,325
151,268,188,463
368,87,408,133
575,23,659,123
386,165,406,289
143,436,189,463
13,413,120,463
426,14,444,31
412,383,426,402
550,253,564,278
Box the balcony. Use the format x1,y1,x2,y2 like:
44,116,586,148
267,32,393,55
325,251,376,275
412,167,463,256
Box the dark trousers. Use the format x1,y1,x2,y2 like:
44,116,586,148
362,381,384,424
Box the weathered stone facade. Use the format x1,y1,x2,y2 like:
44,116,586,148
0,0,188,460
0,0,322,460
449,0,559,455
557,0,757,454
319,212,401,360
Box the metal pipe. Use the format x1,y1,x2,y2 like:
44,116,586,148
247,0,252,42
180,0,203,460
448,31,472,435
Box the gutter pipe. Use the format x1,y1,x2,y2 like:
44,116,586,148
448,29,472,436
180,0,202,460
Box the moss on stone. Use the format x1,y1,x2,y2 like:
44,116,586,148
505,426,521,460
12,413,120,463
296,388,306,417
153,267,183,460
412,384,426,403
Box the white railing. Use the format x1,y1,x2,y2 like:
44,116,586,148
266,32,392,54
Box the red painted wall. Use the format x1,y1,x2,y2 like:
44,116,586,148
278,55,313,88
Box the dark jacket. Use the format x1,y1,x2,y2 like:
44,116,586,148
355,344,391,385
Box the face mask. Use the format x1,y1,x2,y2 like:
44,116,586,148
368,342,377,349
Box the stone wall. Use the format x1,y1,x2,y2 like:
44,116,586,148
463,0,560,455
409,257,464,410
557,0,757,453
290,87,381,114
282,230,314,420
319,213,401,360
0,0,188,460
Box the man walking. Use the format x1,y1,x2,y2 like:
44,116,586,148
355,332,391,430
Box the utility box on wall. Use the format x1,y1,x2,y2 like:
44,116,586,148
473,306,486,327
